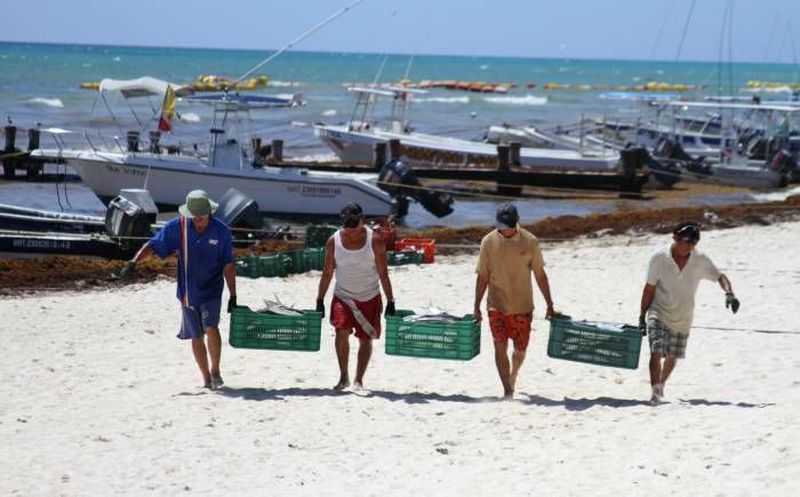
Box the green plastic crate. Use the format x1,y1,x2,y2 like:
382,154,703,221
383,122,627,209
387,250,424,266
305,225,338,248
229,306,322,351
385,309,480,360
285,247,325,274
234,254,290,278
234,256,262,279
258,254,290,278
547,316,642,369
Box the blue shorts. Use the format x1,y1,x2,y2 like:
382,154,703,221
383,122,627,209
199,298,222,329
178,298,221,340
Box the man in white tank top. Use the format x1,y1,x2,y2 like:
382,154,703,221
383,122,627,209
316,203,396,392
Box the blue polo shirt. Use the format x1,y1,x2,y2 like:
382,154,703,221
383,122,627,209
148,216,234,306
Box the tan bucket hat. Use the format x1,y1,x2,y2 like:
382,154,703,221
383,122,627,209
178,190,218,218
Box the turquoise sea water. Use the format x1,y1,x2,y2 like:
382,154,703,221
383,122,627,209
0,42,797,226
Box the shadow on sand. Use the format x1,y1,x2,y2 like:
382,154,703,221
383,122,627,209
678,398,775,408
200,387,776,410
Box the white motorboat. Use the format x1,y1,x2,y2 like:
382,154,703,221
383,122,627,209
31,77,398,218
314,87,621,172
31,146,396,218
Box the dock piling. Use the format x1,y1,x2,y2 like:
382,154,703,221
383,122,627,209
271,139,283,162
3,125,17,179
373,142,387,170
25,128,42,180
388,139,402,162
496,144,523,197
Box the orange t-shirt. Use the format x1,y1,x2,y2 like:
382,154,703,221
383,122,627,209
476,227,544,314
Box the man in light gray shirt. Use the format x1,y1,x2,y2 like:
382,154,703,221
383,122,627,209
639,222,739,405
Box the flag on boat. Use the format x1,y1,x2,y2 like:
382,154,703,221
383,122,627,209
158,85,176,132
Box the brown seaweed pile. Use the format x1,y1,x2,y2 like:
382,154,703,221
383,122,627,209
2,195,797,295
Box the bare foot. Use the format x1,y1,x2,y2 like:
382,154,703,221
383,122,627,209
502,390,514,401
333,378,351,391
509,372,518,391
352,381,371,396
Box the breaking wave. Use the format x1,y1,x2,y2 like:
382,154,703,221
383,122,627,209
415,96,470,104
179,112,201,123
24,97,64,108
483,95,547,106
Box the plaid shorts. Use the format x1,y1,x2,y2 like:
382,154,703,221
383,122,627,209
647,318,689,358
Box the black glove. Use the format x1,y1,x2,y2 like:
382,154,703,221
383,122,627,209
227,295,237,313
316,299,325,318
385,300,396,317
639,314,647,335
725,293,740,314
117,260,136,280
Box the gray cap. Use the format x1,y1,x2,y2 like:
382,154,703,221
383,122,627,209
495,203,519,229
178,190,218,218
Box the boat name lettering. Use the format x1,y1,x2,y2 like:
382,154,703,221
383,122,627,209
12,239,72,250
400,145,496,168
287,185,341,197
104,164,146,177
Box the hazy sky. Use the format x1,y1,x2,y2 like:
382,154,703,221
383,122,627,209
3,0,799,63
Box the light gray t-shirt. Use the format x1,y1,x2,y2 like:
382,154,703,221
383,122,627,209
646,245,722,335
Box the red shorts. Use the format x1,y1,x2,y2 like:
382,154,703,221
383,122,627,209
488,310,533,351
330,294,383,340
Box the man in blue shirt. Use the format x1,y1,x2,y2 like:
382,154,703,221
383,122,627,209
120,190,236,389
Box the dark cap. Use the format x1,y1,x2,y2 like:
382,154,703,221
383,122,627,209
674,221,701,244
340,202,364,228
495,203,519,229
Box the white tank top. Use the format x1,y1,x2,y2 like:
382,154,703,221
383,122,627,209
333,227,380,302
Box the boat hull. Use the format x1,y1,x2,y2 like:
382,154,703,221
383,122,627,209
36,150,395,218
315,125,619,171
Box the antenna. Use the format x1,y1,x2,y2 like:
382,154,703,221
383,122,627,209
675,0,696,61
233,0,366,85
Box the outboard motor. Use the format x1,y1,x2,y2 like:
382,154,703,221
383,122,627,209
624,146,681,188
378,160,454,218
654,138,710,176
105,189,158,254
769,150,795,186
216,188,264,240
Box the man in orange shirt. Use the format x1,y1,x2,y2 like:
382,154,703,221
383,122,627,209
474,203,558,399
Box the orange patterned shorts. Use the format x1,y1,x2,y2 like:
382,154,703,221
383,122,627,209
488,310,533,351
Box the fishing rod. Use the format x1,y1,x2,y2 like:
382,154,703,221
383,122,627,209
233,0,366,85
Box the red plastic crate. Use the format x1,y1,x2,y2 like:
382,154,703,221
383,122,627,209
396,238,435,263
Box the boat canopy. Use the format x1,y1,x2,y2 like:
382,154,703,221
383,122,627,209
98,77,192,98
180,92,305,109
347,86,428,97
659,100,800,113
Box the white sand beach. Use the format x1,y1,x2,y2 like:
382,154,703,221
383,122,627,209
2,221,799,496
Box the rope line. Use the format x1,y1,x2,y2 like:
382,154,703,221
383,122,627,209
693,325,800,335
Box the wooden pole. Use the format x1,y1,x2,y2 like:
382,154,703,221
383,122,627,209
373,141,387,169
3,125,17,179
509,141,521,166
388,139,402,161
271,139,283,162
496,144,522,196
26,128,42,180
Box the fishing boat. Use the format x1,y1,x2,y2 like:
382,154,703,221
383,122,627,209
314,87,623,173
31,77,417,219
